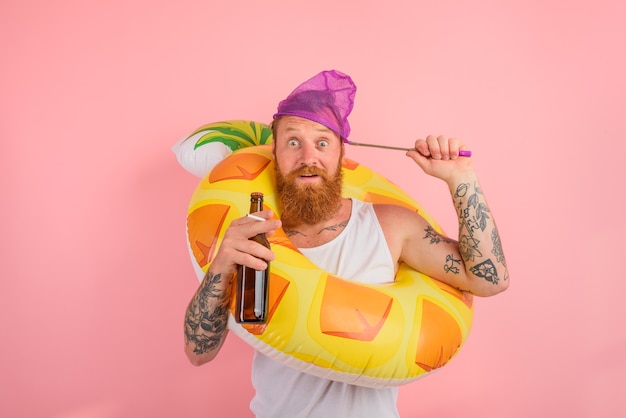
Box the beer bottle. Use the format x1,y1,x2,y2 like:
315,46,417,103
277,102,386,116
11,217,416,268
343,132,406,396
234,192,270,323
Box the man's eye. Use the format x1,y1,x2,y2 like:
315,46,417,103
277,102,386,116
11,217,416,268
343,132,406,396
288,139,298,146
319,140,329,148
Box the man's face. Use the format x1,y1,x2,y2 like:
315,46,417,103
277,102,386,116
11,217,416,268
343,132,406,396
272,116,344,226
273,116,343,179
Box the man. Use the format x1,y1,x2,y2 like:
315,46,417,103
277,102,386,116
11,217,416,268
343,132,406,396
184,70,509,417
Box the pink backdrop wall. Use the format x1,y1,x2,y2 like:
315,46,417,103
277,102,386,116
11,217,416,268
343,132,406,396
2,0,625,417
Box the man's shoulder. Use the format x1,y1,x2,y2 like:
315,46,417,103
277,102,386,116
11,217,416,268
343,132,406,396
372,202,427,231
371,202,416,216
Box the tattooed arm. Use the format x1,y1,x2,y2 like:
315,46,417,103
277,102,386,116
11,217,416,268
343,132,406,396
378,135,509,296
184,270,234,365
184,210,280,365
445,172,509,295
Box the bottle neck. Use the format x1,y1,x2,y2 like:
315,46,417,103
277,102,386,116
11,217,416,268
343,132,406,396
249,195,263,213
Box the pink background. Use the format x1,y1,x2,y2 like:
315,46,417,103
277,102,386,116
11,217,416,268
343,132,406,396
2,1,625,417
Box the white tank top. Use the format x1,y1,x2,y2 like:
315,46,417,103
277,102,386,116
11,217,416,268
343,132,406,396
250,199,400,418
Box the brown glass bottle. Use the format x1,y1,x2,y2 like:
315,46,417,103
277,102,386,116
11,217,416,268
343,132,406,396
234,192,270,323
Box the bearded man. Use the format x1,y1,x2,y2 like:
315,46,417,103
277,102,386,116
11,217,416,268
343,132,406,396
183,70,509,417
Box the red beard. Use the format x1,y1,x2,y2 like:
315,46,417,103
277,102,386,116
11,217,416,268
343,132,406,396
275,161,343,227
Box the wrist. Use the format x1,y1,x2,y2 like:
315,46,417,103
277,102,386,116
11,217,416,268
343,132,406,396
446,170,478,190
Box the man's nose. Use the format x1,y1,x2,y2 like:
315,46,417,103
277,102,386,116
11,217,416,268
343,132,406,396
300,142,318,166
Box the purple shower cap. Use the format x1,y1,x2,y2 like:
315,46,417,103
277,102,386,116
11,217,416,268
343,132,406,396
273,70,356,142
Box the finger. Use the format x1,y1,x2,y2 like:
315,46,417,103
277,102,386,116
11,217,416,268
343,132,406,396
426,135,442,159
240,254,270,270
218,231,275,269
414,138,430,157
233,210,273,225
248,209,275,221
405,146,431,172
448,137,465,159
233,211,278,231
436,135,451,160
245,219,281,240
215,242,271,271
239,239,275,268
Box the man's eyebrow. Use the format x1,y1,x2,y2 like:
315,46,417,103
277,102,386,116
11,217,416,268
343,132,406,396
284,125,333,133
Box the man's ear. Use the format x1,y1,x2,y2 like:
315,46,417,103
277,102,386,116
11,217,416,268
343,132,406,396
270,118,278,157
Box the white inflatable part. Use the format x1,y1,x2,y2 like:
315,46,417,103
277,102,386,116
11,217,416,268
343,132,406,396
172,133,231,178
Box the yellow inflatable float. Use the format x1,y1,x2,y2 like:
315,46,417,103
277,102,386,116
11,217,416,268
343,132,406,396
180,120,474,388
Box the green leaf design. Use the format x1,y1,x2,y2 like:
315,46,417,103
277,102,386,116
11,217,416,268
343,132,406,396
187,120,273,151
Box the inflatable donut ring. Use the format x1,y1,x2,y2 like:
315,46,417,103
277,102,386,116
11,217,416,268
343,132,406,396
184,129,474,388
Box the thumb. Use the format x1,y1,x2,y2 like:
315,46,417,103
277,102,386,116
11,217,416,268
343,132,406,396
405,150,431,172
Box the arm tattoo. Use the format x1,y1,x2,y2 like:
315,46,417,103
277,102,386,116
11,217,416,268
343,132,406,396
454,182,508,285
455,182,491,234
424,225,455,244
423,226,461,275
444,254,462,274
458,234,482,262
184,272,231,355
469,259,499,284
491,228,507,267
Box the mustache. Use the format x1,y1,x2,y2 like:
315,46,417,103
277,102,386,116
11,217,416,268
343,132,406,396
288,166,327,178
